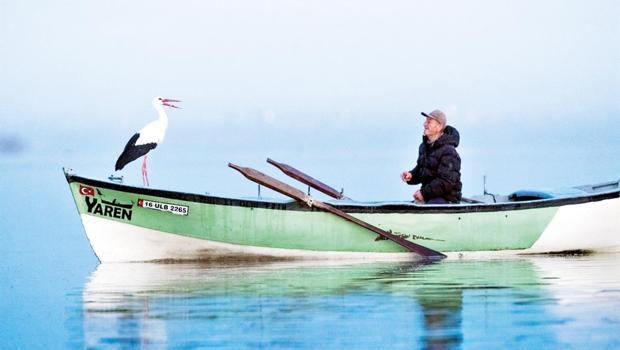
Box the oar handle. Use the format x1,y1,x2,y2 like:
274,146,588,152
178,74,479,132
267,158,346,199
229,163,310,203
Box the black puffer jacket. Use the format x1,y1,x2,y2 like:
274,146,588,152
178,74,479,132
407,125,462,203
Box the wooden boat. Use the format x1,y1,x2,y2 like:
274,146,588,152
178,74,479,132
63,162,619,262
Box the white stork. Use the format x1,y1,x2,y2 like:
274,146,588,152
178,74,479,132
115,96,181,186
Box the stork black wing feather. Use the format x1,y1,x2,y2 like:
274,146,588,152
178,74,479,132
115,133,158,171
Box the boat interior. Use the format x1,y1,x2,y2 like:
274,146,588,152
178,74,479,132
468,179,620,204
325,179,620,207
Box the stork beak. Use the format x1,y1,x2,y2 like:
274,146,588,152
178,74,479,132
162,98,181,109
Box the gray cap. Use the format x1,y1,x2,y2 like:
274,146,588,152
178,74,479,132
421,109,446,127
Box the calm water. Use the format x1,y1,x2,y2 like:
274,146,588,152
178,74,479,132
70,256,620,349
2,159,620,349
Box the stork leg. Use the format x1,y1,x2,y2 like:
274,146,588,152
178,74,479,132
142,154,150,187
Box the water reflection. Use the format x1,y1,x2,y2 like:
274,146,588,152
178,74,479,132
78,256,620,349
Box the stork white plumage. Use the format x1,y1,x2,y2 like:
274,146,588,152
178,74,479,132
115,96,181,186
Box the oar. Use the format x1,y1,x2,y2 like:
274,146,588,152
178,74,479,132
229,163,446,260
267,158,349,199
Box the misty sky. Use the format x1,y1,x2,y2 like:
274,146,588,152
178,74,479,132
1,0,618,199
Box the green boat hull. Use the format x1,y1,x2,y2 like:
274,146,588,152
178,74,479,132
65,171,620,262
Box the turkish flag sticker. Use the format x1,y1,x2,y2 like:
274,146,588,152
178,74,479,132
79,185,95,196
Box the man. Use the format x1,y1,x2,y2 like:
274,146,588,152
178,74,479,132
401,109,462,204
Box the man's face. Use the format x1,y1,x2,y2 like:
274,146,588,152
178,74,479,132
423,117,443,138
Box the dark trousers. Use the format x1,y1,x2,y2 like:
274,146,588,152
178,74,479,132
426,197,450,205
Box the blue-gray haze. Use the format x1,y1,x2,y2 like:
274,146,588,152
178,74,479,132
1,2,619,348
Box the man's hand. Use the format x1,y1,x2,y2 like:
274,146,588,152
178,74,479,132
401,171,412,182
414,190,424,202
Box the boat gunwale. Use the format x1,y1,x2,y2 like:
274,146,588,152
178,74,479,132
65,173,619,214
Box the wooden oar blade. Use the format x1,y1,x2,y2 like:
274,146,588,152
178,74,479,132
267,158,345,199
311,201,445,259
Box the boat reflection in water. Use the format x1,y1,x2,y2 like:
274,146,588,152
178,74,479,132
80,255,620,349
